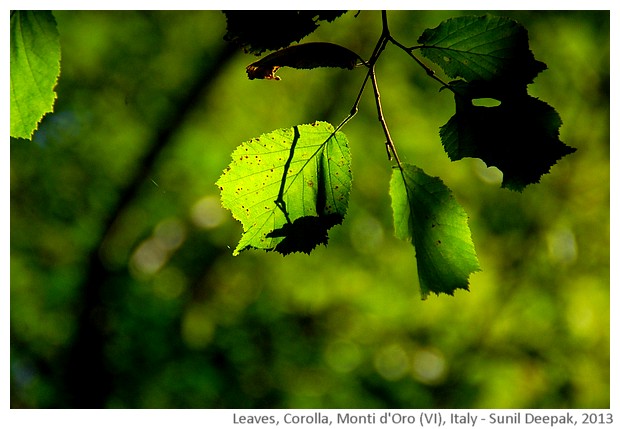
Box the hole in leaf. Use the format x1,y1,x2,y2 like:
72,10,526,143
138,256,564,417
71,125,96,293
472,98,501,107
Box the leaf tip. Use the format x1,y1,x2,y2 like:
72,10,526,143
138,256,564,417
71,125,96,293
246,64,282,80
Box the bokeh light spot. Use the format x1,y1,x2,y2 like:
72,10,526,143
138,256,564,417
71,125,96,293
191,195,226,229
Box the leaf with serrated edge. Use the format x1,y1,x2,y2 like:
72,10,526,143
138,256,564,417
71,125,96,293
390,164,480,299
10,11,61,139
223,11,347,55
246,42,360,80
440,82,576,191
217,121,352,255
418,15,546,85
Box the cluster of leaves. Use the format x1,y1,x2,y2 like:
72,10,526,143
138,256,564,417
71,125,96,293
421,16,577,191
9,11,576,300
218,11,576,299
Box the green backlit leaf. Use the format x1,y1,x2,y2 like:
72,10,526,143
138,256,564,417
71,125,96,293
10,11,61,140
390,164,480,299
217,121,352,255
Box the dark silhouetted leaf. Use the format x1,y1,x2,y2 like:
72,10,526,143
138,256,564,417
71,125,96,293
440,81,576,191
246,42,361,80
266,214,343,255
223,11,347,55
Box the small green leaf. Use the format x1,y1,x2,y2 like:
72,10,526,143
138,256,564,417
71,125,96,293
10,11,61,140
440,81,576,191
390,164,480,299
217,121,352,255
417,15,546,85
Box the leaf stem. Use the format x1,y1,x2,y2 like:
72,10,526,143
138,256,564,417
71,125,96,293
334,71,370,132
370,66,402,168
388,37,454,92
334,11,390,133
369,11,402,166
335,11,434,168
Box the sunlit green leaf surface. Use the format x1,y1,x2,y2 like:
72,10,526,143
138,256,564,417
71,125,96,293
217,121,352,255
390,163,480,298
10,11,61,139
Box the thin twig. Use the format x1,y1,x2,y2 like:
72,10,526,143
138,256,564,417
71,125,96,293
388,37,454,92
333,11,390,134
370,66,402,168
333,71,370,132
329,11,410,167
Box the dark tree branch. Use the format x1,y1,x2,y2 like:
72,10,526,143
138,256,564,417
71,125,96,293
63,42,238,408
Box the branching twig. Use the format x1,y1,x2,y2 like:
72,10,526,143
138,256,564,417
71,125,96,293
332,11,401,166
330,10,453,169
388,37,454,91
275,10,455,221
332,11,390,134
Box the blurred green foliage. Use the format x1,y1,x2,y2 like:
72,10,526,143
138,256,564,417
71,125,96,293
10,11,609,408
